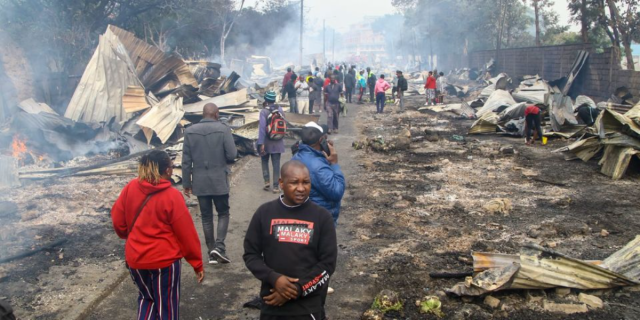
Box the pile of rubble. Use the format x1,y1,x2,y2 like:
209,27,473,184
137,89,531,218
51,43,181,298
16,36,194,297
423,51,640,179
1,25,319,187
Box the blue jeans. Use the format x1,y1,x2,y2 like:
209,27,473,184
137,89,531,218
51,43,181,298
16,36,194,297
376,92,386,113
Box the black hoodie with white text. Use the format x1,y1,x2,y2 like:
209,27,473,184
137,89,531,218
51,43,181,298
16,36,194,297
243,197,337,316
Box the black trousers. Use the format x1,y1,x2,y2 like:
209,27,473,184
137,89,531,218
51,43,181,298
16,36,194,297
345,87,353,103
197,194,230,253
309,99,315,114
368,85,375,102
525,113,543,141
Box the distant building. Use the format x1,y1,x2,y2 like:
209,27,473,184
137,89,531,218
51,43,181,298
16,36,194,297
343,18,387,63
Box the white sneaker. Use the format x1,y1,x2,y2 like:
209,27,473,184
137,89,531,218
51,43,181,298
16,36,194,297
208,251,219,264
327,287,335,294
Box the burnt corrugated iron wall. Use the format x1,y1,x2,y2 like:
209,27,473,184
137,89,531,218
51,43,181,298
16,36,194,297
444,44,640,101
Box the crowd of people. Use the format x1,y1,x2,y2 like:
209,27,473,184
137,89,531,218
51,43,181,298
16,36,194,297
111,92,347,319
110,63,465,320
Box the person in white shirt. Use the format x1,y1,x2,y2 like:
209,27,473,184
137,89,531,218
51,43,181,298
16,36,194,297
296,77,311,114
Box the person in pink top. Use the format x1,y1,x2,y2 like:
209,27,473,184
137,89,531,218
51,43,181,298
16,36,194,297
424,71,437,106
374,74,391,114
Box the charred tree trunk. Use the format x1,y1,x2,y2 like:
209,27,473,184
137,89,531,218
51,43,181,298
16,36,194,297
580,0,588,43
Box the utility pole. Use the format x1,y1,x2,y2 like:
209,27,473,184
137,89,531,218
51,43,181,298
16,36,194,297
323,20,326,63
332,29,335,62
299,0,303,69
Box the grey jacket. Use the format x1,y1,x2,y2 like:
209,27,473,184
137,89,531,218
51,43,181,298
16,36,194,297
182,118,237,196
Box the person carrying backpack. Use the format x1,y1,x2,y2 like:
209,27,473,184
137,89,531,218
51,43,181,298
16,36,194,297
258,90,287,193
396,70,408,112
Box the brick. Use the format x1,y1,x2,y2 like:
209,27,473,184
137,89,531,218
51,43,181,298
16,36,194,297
484,295,501,309
578,293,603,309
543,301,589,314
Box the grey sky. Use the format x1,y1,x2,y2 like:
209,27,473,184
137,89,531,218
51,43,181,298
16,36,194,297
246,0,579,33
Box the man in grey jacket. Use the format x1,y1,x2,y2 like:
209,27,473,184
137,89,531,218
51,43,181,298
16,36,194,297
183,103,237,264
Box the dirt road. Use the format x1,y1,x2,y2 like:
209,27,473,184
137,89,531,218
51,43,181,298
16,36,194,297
90,104,374,319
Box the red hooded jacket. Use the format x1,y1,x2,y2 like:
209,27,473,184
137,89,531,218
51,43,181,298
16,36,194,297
111,179,203,272
425,76,437,89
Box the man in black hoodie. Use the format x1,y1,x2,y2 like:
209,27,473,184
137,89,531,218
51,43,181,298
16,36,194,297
244,160,337,320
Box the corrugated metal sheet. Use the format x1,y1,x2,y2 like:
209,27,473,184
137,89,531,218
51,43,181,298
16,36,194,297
184,88,248,114
598,145,640,180
65,27,141,123
108,25,197,90
122,86,149,113
469,112,499,134
476,89,516,117
602,235,640,281
516,244,636,290
449,244,639,296
18,98,58,115
136,95,184,144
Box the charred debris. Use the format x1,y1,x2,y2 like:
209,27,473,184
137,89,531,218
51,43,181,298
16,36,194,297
395,53,639,181
0,25,315,187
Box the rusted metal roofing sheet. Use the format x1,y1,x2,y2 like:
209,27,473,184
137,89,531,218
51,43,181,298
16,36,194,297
108,25,197,90
122,86,150,113
136,95,184,144
449,242,639,296
602,235,640,281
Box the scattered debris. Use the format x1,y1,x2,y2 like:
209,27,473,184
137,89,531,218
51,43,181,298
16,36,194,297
448,238,640,296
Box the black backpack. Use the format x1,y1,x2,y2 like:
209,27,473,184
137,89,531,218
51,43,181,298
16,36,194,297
399,77,408,91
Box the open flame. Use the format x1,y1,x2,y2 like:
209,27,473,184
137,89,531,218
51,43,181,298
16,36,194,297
11,135,48,165
11,135,28,160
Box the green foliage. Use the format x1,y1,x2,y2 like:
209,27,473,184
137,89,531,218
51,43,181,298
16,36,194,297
419,296,444,318
371,291,403,313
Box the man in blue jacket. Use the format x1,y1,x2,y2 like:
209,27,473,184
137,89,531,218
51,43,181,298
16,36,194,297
292,122,345,226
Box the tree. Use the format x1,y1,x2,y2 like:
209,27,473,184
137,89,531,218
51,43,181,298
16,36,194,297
215,0,246,65
606,0,639,70
523,0,555,46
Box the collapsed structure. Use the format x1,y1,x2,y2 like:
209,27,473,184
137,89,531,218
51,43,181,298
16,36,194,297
423,51,639,180
1,25,319,186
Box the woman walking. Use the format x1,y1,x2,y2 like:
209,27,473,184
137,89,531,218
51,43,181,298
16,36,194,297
112,150,204,320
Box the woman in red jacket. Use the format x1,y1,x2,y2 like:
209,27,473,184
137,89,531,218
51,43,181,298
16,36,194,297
112,150,204,320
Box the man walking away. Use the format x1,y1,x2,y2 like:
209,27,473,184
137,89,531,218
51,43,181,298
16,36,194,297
314,67,322,78
281,67,293,100
374,74,391,114
396,71,408,112
295,75,310,114
183,103,237,264
243,160,337,320
357,70,366,104
367,67,376,103
284,74,298,114
258,91,286,193
345,68,356,104
524,103,544,145
424,71,436,106
324,76,343,134
311,75,324,114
